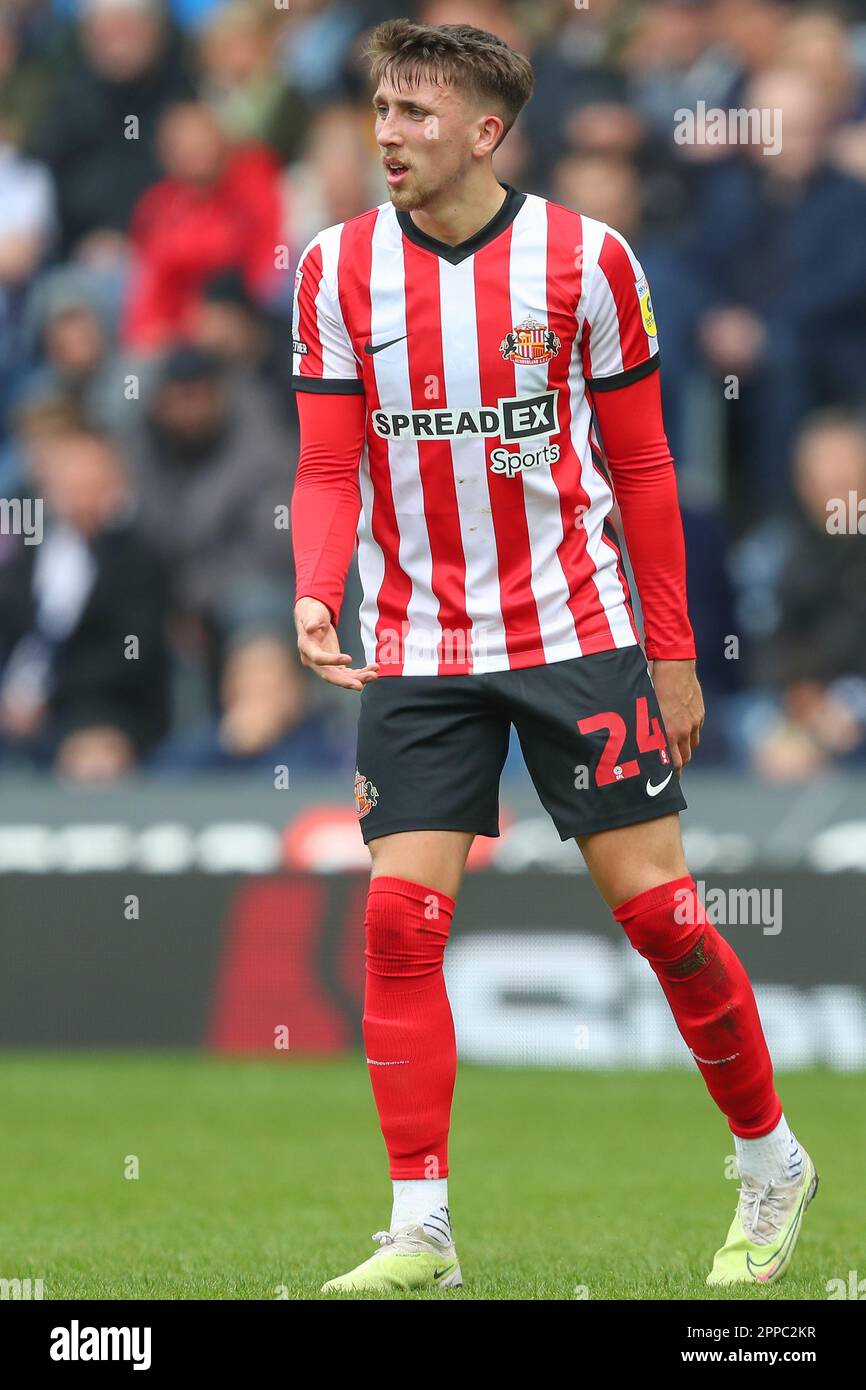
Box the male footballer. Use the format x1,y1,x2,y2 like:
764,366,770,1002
289,19,817,1293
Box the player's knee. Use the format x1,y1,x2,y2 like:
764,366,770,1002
363,880,451,979
613,874,716,969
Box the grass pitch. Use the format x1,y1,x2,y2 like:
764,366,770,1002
0,1053,859,1300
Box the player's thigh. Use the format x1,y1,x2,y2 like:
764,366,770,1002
576,811,688,910
354,671,509,855
368,829,475,901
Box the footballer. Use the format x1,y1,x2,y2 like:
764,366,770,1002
289,18,817,1294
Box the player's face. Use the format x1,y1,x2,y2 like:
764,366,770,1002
373,76,480,210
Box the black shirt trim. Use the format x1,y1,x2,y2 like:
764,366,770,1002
396,183,527,265
291,376,365,394
587,354,660,393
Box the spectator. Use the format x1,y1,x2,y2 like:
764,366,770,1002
28,0,196,257
552,151,701,461
197,1,310,164
779,6,866,128
0,388,85,499
0,1,58,148
151,634,351,770
0,103,56,434
190,267,294,421
709,0,798,107
779,7,866,182
693,68,866,521
125,345,293,697
123,101,285,351
515,0,634,188
0,427,170,778
284,102,381,256
731,410,866,779
277,0,368,104
624,0,733,146
23,263,156,435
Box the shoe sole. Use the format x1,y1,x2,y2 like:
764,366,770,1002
321,1261,464,1294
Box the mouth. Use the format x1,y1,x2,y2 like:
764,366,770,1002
384,159,410,187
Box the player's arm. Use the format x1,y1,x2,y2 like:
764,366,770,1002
591,372,703,773
290,235,378,691
582,226,703,772
291,392,378,690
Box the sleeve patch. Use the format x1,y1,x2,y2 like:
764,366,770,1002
635,275,657,337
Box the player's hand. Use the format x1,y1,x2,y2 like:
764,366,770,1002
294,597,379,692
650,658,705,778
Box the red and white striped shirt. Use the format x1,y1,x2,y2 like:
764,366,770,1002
292,183,684,676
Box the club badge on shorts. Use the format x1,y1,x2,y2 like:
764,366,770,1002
354,769,379,818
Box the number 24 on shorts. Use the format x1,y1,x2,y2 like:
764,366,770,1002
578,697,669,787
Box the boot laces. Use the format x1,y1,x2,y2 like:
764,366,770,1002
370,1225,440,1254
739,1180,790,1244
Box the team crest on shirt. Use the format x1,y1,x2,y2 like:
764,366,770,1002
500,315,561,366
635,276,657,337
354,769,379,818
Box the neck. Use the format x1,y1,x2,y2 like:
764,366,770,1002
407,171,508,247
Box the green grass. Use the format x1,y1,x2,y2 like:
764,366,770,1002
0,1053,860,1300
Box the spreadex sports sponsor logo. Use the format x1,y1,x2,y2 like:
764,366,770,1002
491,442,560,478
372,389,561,478
372,389,558,442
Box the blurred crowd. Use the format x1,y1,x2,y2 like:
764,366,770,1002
1,0,865,783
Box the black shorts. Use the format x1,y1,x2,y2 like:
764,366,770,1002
353,645,687,843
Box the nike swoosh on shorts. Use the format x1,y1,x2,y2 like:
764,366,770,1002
646,772,674,796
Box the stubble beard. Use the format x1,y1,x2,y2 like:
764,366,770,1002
387,173,426,212
386,164,457,213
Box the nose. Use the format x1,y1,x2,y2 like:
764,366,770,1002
376,109,403,150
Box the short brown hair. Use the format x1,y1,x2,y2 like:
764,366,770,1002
364,19,534,145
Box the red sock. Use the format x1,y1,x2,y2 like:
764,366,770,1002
614,875,782,1138
362,876,456,1179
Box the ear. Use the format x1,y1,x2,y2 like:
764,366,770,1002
474,112,506,157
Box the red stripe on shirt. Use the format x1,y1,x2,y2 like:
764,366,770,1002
337,212,413,674
474,225,544,668
597,230,648,371
403,240,473,674
545,203,616,653
296,240,325,379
